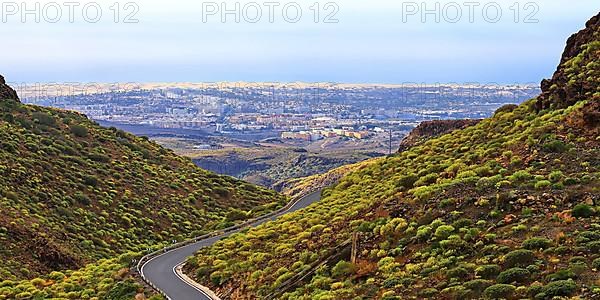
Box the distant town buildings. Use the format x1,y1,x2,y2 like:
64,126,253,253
281,128,371,141
281,131,317,141
21,83,539,140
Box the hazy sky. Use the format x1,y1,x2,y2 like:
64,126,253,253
1,0,598,84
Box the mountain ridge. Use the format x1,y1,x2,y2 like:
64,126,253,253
0,84,285,283
0,75,19,102
185,12,600,300
537,12,599,110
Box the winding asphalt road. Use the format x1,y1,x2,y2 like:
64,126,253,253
141,190,323,300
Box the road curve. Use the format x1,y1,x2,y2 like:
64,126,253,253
141,190,323,300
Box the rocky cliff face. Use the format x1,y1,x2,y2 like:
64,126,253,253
194,154,259,177
536,13,599,110
398,119,481,152
0,75,20,102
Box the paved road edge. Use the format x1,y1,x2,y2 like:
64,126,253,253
138,189,324,299
174,263,222,300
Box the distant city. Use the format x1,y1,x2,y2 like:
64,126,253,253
18,83,540,143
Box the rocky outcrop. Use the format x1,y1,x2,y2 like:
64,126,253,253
398,119,482,152
536,13,599,110
0,75,20,102
194,154,263,177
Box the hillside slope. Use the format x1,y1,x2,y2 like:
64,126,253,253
537,13,600,110
193,147,379,189
185,13,600,300
0,85,285,281
397,119,482,152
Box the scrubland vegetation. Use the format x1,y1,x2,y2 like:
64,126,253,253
0,98,285,297
0,253,158,300
188,97,600,299
1,10,597,300
186,15,600,299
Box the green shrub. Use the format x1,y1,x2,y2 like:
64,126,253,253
274,272,293,287
572,203,595,218
542,140,568,153
88,152,110,163
510,170,532,182
522,238,552,250
576,231,600,244
457,170,478,179
196,266,211,278
534,180,552,190
483,284,516,299
381,293,400,300
512,224,528,233
504,249,535,267
568,256,587,264
592,258,600,269
494,104,518,116
396,174,419,190
528,283,544,298
214,187,231,198
570,262,587,275
496,267,530,284
103,280,138,300
475,265,501,279
4,191,18,201
546,269,576,281
226,209,248,221
435,225,455,239
83,175,98,187
463,279,492,293
210,271,225,286
548,171,563,182
452,218,473,229
414,173,438,187
540,279,577,298
441,285,470,298
416,226,432,241
331,261,355,279
585,241,600,253
15,292,33,299
419,288,439,298
446,267,468,280
564,177,579,185
74,193,91,206
48,271,66,281
382,277,402,288
526,264,541,274
70,124,89,137
495,180,511,189
32,112,57,127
